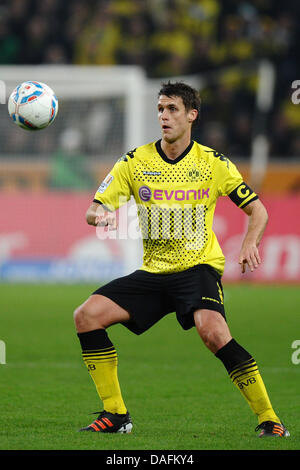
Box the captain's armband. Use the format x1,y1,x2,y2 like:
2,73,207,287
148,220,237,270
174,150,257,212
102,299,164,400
228,182,258,208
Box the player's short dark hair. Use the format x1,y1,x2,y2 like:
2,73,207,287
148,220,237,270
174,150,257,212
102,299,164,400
158,81,201,127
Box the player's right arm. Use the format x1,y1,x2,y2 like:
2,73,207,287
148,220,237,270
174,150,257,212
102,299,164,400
86,151,134,228
86,202,117,229
86,201,101,226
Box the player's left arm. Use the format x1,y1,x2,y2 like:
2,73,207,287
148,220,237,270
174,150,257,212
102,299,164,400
214,153,268,273
238,198,268,274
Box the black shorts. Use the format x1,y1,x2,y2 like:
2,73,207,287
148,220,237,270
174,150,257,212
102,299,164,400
92,264,226,335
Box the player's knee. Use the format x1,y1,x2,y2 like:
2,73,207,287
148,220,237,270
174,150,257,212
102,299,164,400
73,303,87,330
74,296,118,331
73,302,103,330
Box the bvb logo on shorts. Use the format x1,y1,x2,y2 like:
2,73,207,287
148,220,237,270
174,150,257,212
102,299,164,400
187,166,200,182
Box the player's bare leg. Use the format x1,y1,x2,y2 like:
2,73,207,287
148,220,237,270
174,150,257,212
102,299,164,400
194,309,232,353
74,295,132,433
193,309,289,437
74,294,131,332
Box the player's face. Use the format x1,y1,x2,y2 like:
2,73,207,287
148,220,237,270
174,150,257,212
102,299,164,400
157,95,197,144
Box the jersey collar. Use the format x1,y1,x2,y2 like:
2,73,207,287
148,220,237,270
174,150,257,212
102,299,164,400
155,139,194,164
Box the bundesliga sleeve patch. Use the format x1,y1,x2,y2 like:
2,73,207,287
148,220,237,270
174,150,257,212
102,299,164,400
97,173,114,194
228,182,258,208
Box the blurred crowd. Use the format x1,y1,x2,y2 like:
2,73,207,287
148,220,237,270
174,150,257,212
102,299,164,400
0,0,299,158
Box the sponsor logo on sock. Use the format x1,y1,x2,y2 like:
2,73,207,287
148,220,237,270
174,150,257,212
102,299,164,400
238,377,256,389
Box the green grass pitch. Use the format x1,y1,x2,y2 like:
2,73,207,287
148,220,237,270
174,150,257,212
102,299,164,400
0,283,299,451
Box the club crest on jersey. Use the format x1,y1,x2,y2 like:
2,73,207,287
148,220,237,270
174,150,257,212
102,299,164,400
97,173,114,194
186,166,200,182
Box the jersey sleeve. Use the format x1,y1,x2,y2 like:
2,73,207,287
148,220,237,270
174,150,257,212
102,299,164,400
93,158,132,211
215,154,258,208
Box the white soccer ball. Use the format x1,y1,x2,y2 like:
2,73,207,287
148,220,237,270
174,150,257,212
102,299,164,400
8,81,58,131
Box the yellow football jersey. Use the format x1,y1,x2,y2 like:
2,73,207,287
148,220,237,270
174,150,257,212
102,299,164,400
94,140,258,275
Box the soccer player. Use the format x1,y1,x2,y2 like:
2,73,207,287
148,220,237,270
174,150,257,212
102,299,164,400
74,81,289,437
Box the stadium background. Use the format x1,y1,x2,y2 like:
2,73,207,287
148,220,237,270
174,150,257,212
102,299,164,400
0,0,299,284
0,0,300,452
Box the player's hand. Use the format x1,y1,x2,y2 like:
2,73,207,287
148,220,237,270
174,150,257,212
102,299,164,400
238,243,261,273
95,211,117,231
